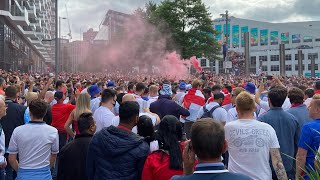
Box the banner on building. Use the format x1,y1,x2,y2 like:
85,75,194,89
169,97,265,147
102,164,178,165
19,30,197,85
232,25,239,47
281,32,289,44
250,28,258,46
260,29,268,46
270,31,279,45
241,26,249,47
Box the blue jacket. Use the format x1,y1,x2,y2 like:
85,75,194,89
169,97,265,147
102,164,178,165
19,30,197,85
171,163,252,180
258,107,300,175
286,104,312,129
86,126,149,180
150,95,190,119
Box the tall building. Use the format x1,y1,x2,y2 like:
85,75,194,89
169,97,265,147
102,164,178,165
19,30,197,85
83,28,98,43
67,40,89,72
0,0,56,72
95,10,131,44
205,16,320,76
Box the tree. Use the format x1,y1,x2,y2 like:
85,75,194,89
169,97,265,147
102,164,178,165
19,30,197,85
147,0,221,60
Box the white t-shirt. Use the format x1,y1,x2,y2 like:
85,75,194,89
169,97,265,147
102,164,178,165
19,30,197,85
260,97,291,111
8,122,59,169
197,102,228,123
175,92,185,106
148,96,158,106
93,106,115,133
112,112,157,134
133,94,147,113
0,130,5,163
225,119,280,180
90,97,101,114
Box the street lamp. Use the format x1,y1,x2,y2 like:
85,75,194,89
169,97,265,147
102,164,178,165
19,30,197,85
58,17,67,73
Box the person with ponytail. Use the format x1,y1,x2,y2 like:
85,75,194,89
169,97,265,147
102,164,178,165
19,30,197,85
142,115,185,180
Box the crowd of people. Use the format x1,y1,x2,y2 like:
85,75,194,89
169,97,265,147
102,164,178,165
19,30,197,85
0,69,319,180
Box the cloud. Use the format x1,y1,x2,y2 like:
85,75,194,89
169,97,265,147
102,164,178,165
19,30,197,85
58,0,320,40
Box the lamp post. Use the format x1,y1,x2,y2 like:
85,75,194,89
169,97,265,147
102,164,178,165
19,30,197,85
58,16,67,74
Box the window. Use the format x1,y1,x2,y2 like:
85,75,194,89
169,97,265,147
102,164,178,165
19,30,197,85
295,54,305,60
285,54,292,61
295,64,305,71
262,66,268,71
316,38,320,42
200,59,206,67
219,61,224,73
271,65,279,71
308,53,319,60
270,55,279,61
250,67,256,73
259,56,267,62
250,56,256,65
285,65,292,71
308,64,319,70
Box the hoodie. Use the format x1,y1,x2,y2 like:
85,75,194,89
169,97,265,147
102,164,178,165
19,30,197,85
87,126,149,180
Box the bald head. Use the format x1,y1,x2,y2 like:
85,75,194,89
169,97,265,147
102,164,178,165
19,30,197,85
122,94,136,103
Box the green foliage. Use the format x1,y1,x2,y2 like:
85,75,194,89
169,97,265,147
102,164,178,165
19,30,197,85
146,0,221,60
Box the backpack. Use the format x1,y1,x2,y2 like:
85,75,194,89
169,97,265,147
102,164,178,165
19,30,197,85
201,105,220,119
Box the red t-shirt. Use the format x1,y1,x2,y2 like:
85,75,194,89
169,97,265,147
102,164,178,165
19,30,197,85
51,104,76,133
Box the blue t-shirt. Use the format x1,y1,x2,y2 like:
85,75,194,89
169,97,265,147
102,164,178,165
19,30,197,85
298,119,320,178
24,107,31,124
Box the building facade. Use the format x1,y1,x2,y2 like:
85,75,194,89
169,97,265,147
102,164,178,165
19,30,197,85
204,17,320,76
0,0,56,73
83,28,98,43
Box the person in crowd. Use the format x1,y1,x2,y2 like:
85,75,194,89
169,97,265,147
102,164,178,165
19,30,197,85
313,80,320,95
206,84,222,103
58,113,96,180
142,115,184,180
296,94,320,180
51,80,65,105
175,82,186,105
75,82,83,92
51,90,77,150
225,91,287,180
304,88,314,107
258,86,299,179
80,82,92,95
202,87,212,104
148,85,159,105
87,101,149,180
64,93,91,138
287,87,312,128
127,82,136,94
150,81,189,119
0,78,6,96
133,83,146,113
0,96,8,178
107,80,115,89
197,92,228,125
43,91,54,125
137,115,158,152
93,89,117,132
23,91,38,123
227,87,246,122
171,119,252,180
8,99,59,180
88,85,102,114
182,79,205,139
1,86,26,179
221,85,233,111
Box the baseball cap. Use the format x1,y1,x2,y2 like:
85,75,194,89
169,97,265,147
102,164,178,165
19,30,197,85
245,82,256,94
179,82,186,90
107,81,115,87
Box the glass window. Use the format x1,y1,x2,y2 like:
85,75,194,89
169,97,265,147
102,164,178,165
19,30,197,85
308,64,319,70
285,65,292,71
271,55,279,61
200,59,206,67
295,54,305,60
250,56,256,65
262,66,268,71
308,53,318,60
250,67,256,73
303,36,313,43
259,56,267,62
285,55,292,61
295,64,305,71
271,65,279,71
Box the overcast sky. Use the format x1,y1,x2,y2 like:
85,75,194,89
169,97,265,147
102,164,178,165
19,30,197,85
58,0,320,40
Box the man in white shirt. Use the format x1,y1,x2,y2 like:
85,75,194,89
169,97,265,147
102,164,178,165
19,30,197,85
304,88,314,107
8,99,59,179
133,83,146,113
93,89,117,132
225,91,287,180
175,82,186,106
197,92,228,125
88,85,102,114
148,85,159,105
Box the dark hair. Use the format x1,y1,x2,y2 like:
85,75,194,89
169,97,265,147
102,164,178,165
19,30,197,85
55,80,64,89
225,85,232,93
315,81,320,90
97,81,104,88
214,92,225,100
143,87,149,95
128,82,135,91
212,85,222,91
136,83,146,92
288,87,304,104
305,88,315,98
5,86,17,99
119,101,139,124
101,89,117,103
137,115,154,143
29,99,48,119
77,113,94,134
156,115,183,170
0,77,5,86
203,88,212,95
268,86,287,107
191,119,225,160
116,93,126,104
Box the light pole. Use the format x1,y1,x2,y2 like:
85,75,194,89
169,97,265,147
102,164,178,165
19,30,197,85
55,0,58,82
59,16,67,73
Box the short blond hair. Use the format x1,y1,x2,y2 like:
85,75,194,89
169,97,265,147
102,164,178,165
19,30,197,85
236,91,255,113
233,87,245,97
192,79,203,89
312,94,320,109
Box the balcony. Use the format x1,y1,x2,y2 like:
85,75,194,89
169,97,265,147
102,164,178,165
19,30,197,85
27,3,37,18
10,5,30,26
19,25,37,38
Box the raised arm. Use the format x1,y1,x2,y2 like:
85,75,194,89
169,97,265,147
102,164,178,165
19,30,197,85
270,148,288,180
39,78,53,99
